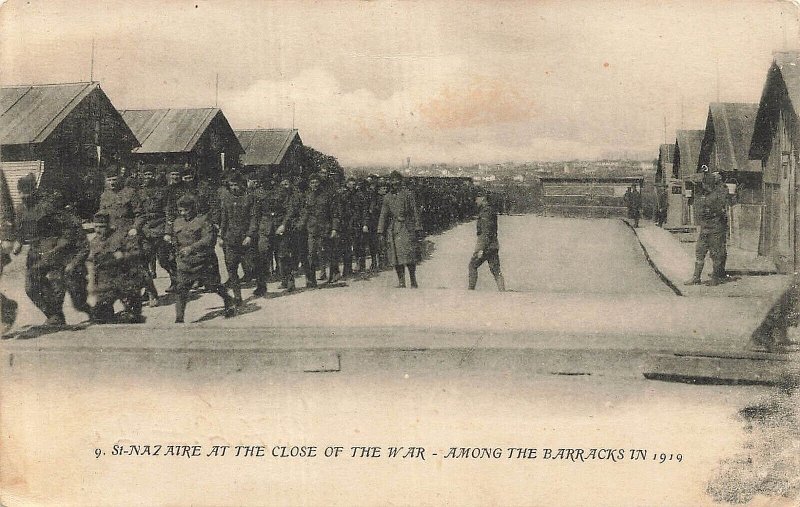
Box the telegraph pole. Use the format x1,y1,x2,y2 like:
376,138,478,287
90,38,96,81
215,73,219,107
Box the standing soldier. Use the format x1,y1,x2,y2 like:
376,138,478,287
88,213,148,323
218,172,254,304
137,165,175,305
338,177,361,277
468,190,505,291
378,171,423,288
685,171,728,286
98,164,141,234
251,175,299,295
242,170,261,284
298,173,340,288
61,201,91,318
624,184,642,228
375,176,390,269
172,194,235,323
12,175,76,326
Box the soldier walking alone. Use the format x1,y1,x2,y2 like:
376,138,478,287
378,171,423,288
685,171,728,286
468,190,505,291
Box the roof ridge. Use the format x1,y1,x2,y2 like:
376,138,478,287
0,81,98,88
183,108,217,152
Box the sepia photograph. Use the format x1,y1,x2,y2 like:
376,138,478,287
1,0,800,505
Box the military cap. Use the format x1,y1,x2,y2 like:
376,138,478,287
93,213,110,225
226,171,245,185
389,170,403,180
17,173,37,193
176,194,198,209
142,164,157,175
104,164,121,178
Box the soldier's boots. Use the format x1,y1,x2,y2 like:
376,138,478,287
1,295,18,332
175,295,187,323
357,257,366,273
395,266,406,288
232,286,243,306
253,284,267,297
408,265,418,289
684,261,704,285
494,273,506,292
220,289,236,318
43,311,66,327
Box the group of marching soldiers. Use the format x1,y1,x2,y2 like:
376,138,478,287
2,164,475,327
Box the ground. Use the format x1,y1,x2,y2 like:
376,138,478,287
0,215,796,506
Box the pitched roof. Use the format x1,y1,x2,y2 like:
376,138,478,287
750,52,800,159
121,108,234,154
674,130,704,176
704,103,759,171
235,129,300,166
0,82,99,144
658,144,675,164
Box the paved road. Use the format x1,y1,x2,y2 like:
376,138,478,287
0,215,775,506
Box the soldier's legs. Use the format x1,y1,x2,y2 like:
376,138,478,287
487,250,505,292
685,233,710,285
407,263,418,288
306,235,321,288
254,236,273,296
342,231,354,276
64,264,91,315
243,235,257,283
0,292,18,330
223,244,243,302
708,232,727,284
394,265,406,288
368,233,380,270
354,231,366,272
92,295,117,324
468,252,486,290
25,267,66,323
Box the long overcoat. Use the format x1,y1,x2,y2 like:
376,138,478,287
377,188,422,266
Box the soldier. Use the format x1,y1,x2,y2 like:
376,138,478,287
623,184,642,228
172,194,235,323
363,175,382,271
468,190,506,291
251,175,300,295
376,176,390,268
298,173,340,288
0,167,17,332
685,171,728,286
137,165,175,305
242,170,261,283
337,177,367,276
378,171,423,288
61,201,92,318
88,213,148,323
98,164,141,234
218,172,254,304
12,174,76,326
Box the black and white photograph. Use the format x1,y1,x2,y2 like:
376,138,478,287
1,0,799,505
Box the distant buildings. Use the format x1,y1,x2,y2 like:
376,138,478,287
120,107,243,180
236,128,304,181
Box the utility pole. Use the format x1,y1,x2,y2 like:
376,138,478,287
715,57,720,102
215,73,219,107
291,102,295,129
663,115,667,144
90,38,96,81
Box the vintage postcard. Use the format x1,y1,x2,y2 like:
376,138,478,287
1,0,799,505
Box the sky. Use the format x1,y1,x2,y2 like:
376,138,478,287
0,0,799,166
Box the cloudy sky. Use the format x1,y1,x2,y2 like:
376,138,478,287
1,0,798,165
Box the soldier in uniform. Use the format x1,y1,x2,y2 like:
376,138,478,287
242,170,261,283
88,213,148,323
298,173,341,288
685,171,728,286
378,171,423,288
338,177,367,276
98,164,141,233
251,175,300,295
375,176,390,269
137,165,175,305
12,174,79,326
172,194,235,323
61,200,91,318
468,190,505,291
218,172,254,304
